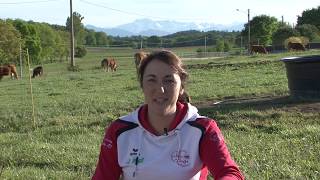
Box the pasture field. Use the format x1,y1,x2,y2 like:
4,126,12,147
1,47,320,179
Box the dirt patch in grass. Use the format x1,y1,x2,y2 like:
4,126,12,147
186,60,279,70
195,95,320,113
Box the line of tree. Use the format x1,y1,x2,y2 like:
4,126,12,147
0,12,111,65
238,6,320,47
108,30,239,50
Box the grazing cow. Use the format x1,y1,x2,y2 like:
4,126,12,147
0,66,10,80
32,66,43,78
250,45,268,54
7,64,19,79
288,42,306,51
101,58,117,72
134,51,147,71
0,64,18,80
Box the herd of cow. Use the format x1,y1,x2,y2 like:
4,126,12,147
101,51,148,72
250,42,306,54
0,51,148,81
0,64,43,80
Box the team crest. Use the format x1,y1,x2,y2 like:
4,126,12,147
171,150,190,167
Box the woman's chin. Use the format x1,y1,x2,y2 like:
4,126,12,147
149,103,175,116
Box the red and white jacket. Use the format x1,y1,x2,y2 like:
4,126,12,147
92,102,244,180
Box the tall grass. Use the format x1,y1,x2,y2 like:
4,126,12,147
1,48,319,179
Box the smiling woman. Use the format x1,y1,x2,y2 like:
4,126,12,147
92,50,244,180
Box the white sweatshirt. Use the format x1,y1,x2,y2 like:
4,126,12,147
92,102,244,180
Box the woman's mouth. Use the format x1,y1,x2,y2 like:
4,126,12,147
153,97,167,104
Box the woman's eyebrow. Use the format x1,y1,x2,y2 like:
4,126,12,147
144,74,175,78
144,74,156,78
164,74,175,78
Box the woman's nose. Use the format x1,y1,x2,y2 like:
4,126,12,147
160,86,165,93
155,82,165,93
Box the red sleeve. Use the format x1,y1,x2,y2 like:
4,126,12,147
198,119,245,180
92,121,123,180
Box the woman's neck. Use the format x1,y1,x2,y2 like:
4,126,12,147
147,107,177,135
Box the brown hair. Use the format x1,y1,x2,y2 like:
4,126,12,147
138,50,190,103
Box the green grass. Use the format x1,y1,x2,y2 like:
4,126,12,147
200,97,320,179
1,47,320,179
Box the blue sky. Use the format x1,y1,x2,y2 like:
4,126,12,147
0,0,319,28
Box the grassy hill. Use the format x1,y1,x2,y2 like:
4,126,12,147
1,48,320,179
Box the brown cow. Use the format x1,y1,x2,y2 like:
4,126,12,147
288,42,306,51
0,64,18,80
0,66,10,80
134,51,147,71
32,66,43,78
7,64,18,79
101,58,117,72
250,45,268,54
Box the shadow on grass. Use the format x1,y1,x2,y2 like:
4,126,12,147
197,95,320,113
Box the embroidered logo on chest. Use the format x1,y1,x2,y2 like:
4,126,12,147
126,148,144,165
171,150,190,167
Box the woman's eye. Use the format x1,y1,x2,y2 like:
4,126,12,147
164,79,175,84
147,79,156,82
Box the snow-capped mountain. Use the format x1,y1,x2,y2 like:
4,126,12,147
86,18,244,37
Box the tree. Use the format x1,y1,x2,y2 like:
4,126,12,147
296,24,320,42
206,33,222,46
0,20,21,64
55,30,70,62
85,29,96,46
95,32,109,46
25,35,42,64
272,25,299,46
11,20,42,64
224,41,231,52
66,12,86,45
215,39,224,52
223,34,236,49
146,36,161,47
36,23,57,62
242,15,279,45
297,6,320,30
75,46,87,58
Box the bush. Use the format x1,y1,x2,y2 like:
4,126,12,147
75,46,87,58
196,48,203,53
67,64,81,72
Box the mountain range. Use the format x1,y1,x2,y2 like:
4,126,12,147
86,18,244,37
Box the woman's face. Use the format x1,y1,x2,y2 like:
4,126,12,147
142,59,183,116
